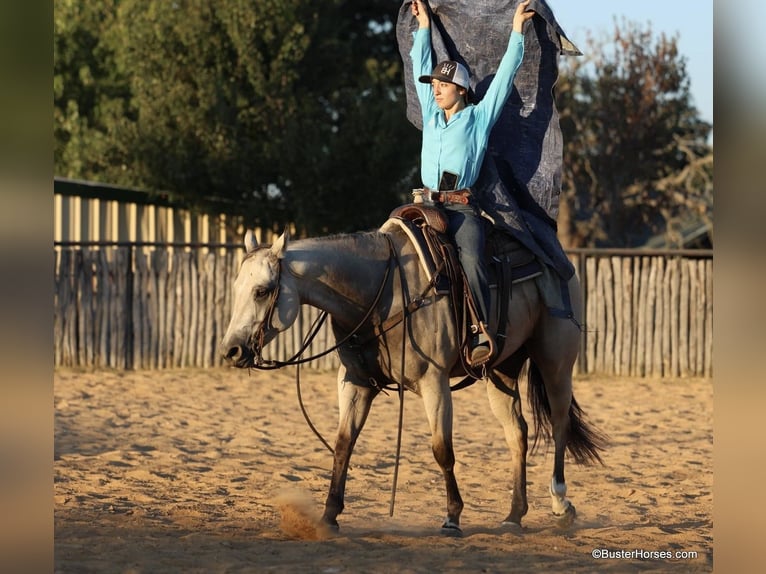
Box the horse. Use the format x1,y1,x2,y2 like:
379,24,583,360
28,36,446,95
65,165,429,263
218,225,606,534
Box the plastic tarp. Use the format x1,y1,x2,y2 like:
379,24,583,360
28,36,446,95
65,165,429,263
396,0,580,281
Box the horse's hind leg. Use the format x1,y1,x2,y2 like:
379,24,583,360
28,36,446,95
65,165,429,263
487,359,529,527
528,330,580,524
420,377,464,535
537,362,577,524
321,365,378,531
533,353,605,525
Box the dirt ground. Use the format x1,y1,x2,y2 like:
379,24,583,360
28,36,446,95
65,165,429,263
54,367,713,573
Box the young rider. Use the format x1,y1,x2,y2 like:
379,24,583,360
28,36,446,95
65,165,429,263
410,0,535,366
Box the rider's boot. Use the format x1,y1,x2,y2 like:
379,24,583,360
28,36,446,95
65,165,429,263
469,321,495,367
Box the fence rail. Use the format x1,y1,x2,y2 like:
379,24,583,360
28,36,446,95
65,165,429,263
572,253,712,377
54,243,338,371
54,242,712,377
54,177,282,248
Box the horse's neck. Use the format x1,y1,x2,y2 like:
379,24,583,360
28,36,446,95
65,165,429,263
285,234,391,319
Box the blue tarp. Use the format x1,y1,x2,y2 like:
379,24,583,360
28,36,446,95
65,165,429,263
396,0,580,281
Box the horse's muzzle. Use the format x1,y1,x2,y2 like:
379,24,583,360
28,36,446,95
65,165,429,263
220,343,257,368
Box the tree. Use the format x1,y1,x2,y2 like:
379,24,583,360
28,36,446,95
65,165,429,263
555,18,713,248
54,1,131,182
54,0,420,236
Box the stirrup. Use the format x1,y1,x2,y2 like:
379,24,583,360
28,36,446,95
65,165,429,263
469,343,492,367
468,322,495,368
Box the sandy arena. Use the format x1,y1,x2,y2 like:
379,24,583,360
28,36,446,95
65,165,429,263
54,367,713,572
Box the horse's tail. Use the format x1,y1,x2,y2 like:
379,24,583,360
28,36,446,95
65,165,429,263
527,361,608,465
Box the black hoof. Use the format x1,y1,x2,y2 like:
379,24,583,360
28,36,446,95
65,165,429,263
440,520,463,537
320,517,340,533
501,520,523,531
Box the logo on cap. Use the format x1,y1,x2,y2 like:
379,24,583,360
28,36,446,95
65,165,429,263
440,63,456,77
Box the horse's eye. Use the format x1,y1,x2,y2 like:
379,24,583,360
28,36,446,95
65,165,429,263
255,287,269,299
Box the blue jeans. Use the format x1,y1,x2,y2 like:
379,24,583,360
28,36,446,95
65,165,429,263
444,201,490,325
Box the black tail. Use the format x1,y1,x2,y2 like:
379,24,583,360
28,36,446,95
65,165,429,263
527,362,608,465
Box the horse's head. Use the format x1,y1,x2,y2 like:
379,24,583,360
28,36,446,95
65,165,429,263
219,229,299,368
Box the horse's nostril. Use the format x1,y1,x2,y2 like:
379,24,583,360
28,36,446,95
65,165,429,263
224,346,242,361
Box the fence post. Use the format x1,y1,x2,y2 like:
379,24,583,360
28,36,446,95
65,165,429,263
126,244,134,369
53,239,712,376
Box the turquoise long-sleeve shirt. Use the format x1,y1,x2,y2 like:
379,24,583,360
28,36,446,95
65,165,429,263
411,27,525,190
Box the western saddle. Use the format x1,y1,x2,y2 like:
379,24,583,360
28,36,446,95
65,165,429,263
381,203,542,376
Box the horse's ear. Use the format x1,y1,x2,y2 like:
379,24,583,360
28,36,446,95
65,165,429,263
270,229,289,260
244,229,258,253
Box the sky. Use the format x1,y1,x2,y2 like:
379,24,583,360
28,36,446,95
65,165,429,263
548,0,714,125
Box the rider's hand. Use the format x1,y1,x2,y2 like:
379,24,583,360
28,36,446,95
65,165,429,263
512,0,535,33
411,0,430,29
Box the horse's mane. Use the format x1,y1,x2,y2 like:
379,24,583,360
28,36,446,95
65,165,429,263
244,230,385,259
241,230,390,262
301,230,389,253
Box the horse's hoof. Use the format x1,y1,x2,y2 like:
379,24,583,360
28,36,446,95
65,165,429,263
440,520,463,537
501,520,523,531
320,517,340,534
319,522,339,538
554,503,576,528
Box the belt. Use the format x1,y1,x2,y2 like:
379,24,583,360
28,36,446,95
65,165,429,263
426,188,472,205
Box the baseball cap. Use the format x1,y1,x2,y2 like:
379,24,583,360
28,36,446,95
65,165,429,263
418,60,470,90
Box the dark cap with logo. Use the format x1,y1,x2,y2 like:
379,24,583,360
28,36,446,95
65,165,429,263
418,60,470,90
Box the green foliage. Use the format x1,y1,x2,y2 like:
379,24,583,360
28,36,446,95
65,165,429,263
556,18,713,248
54,1,129,180
55,6,712,246
54,0,419,236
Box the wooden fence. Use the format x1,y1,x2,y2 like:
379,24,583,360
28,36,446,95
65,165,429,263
53,244,713,377
573,252,713,377
54,244,336,370
54,175,713,376
54,177,284,249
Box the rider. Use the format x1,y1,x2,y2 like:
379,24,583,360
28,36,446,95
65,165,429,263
410,0,535,367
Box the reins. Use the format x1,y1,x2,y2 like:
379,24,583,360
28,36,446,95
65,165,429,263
258,233,440,517
248,236,400,459
388,234,408,518
249,245,396,371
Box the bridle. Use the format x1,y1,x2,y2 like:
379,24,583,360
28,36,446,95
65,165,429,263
248,236,399,370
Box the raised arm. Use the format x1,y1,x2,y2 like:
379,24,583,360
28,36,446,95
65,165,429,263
410,1,437,118
476,0,536,127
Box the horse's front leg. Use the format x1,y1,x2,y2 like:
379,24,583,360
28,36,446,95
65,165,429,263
321,365,378,531
486,367,529,527
421,376,464,535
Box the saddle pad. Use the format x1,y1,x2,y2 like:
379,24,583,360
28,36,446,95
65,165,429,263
380,217,439,282
534,262,569,315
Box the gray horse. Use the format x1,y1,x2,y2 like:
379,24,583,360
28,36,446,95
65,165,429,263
219,226,605,534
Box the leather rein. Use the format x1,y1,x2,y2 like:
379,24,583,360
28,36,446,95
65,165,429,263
246,233,442,517
248,235,398,370
249,233,444,371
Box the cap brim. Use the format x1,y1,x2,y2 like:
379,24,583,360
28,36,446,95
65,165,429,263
419,74,453,84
